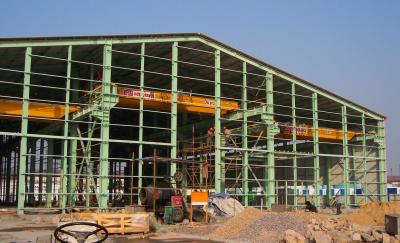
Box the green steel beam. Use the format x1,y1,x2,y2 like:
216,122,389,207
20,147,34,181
377,119,386,202
342,105,349,207
0,35,383,120
242,62,249,207
265,72,275,207
312,93,320,207
291,83,298,208
193,37,383,120
170,42,178,178
99,42,112,210
45,140,54,207
17,46,32,215
214,49,223,193
227,105,265,121
0,36,198,48
0,132,170,146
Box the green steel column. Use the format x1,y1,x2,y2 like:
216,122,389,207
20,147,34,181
17,46,32,215
312,93,320,207
170,42,178,178
265,72,275,207
38,139,44,204
46,140,54,207
68,136,77,206
138,43,145,204
99,42,112,210
361,113,368,204
68,64,79,207
85,123,93,209
0,143,2,201
86,66,94,209
291,83,297,208
377,119,386,202
0,147,2,202
351,145,356,206
5,148,11,203
180,113,188,197
28,141,36,205
242,62,249,206
327,159,332,204
14,151,19,204
214,49,223,193
61,46,72,212
342,106,349,207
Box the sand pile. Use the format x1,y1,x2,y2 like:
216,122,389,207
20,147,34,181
345,202,400,226
208,207,264,239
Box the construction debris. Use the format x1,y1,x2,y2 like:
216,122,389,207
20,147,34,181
206,193,244,217
174,202,400,242
283,229,306,243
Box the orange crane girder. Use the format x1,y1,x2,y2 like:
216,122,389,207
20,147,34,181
0,99,80,120
277,124,361,142
117,88,240,115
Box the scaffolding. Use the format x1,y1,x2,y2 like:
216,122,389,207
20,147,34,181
0,33,386,215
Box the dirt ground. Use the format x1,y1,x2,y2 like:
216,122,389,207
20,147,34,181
0,210,220,243
2,202,400,243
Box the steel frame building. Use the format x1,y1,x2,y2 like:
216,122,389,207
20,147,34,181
0,33,386,215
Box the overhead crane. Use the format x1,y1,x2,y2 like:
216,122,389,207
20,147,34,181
0,86,239,120
0,99,80,120
227,105,362,142
0,85,360,142
117,87,239,115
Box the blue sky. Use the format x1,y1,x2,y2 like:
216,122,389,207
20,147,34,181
1,1,399,173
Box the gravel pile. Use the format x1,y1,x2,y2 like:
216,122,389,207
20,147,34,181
208,208,307,242
208,207,264,240
238,213,308,242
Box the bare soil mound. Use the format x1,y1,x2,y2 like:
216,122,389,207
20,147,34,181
345,202,400,226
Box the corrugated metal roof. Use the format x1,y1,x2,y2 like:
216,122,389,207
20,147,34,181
0,32,384,118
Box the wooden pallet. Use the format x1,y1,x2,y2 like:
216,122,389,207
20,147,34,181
65,212,150,235
97,213,150,235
